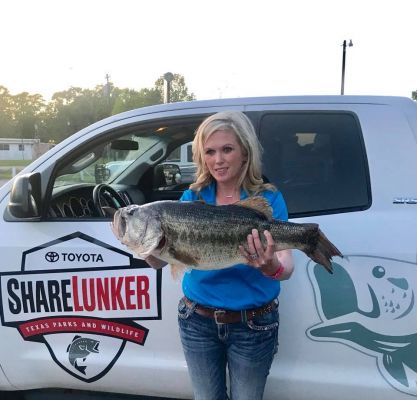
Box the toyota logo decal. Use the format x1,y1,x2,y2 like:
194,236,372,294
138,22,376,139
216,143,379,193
45,252,59,262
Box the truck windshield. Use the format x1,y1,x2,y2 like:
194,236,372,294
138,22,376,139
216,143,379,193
53,134,157,187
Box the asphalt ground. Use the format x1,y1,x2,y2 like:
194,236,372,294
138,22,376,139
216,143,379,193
1,390,177,400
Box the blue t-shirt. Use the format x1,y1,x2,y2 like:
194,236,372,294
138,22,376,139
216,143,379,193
180,182,288,310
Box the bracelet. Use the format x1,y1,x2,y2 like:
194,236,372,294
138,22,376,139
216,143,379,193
266,264,285,280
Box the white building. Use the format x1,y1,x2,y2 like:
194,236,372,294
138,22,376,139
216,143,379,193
0,138,53,161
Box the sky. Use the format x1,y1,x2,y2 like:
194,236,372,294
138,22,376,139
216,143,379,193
1,0,416,102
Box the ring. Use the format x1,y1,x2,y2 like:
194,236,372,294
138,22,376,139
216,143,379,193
249,253,258,260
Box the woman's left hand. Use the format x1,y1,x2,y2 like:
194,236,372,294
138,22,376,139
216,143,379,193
239,229,280,276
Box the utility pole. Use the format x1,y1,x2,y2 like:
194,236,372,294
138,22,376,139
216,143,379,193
104,73,111,93
341,40,353,95
104,73,111,108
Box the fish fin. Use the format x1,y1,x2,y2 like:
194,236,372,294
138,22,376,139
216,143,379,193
305,226,342,274
73,335,82,341
170,263,187,280
235,197,273,220
169,247,199,267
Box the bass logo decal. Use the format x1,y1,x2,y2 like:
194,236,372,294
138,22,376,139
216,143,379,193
0,232,161,382
67,335,100,375
307,256,417,396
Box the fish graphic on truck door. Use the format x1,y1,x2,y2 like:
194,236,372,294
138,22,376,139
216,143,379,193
67,335,100,375
307,256,417,396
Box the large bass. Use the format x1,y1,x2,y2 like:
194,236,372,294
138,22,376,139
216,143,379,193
111,198,341,274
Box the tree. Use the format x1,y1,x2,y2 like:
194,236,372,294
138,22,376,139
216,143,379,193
111,87,162,114
45,85,118,142
111,73,195,114
9,92,45,139
0,72,196,143
0,86,16,137
154,73,196,103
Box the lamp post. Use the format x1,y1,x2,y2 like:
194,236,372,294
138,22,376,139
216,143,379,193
341,39,353,95
163,72,174,103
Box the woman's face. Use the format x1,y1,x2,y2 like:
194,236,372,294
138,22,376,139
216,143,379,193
203,129,246,187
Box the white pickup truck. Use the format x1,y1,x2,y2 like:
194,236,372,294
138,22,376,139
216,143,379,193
1,95,417,400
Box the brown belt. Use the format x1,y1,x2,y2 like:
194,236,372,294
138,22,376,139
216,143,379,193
183,297,277,324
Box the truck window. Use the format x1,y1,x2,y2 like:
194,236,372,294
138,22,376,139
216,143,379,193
165,146,181,162
260,112,370,217
186,143,193,162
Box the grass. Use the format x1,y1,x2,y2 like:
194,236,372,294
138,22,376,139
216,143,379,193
0,160,31,179
0,160,32,167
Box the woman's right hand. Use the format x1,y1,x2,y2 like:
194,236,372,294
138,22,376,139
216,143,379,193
239,229,295,280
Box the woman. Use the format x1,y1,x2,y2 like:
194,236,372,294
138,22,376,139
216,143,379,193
148,111,294,400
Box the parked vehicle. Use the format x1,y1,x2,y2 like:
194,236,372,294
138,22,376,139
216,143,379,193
1,96,417,399
164,141,195,184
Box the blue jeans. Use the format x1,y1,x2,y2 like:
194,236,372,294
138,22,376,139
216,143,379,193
178,297,279,400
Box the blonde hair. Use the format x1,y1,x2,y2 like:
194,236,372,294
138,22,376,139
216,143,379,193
190,111,276,195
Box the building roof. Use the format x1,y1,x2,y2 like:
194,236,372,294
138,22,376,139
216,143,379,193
0,138,40,145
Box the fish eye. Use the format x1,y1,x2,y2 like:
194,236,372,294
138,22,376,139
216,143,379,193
372,265,385,278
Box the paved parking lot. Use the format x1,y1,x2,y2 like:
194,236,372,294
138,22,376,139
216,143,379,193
1,390,175,400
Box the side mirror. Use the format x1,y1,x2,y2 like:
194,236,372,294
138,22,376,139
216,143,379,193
95,164,111,183
8,173,41,218
154,163,182,188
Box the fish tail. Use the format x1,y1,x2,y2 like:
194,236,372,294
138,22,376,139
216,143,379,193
306,228,342,273
74,360,87,375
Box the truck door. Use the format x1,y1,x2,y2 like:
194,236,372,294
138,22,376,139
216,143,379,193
0,114,203,396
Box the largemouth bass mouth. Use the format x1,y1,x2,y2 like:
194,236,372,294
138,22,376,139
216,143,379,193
111,198,341,274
